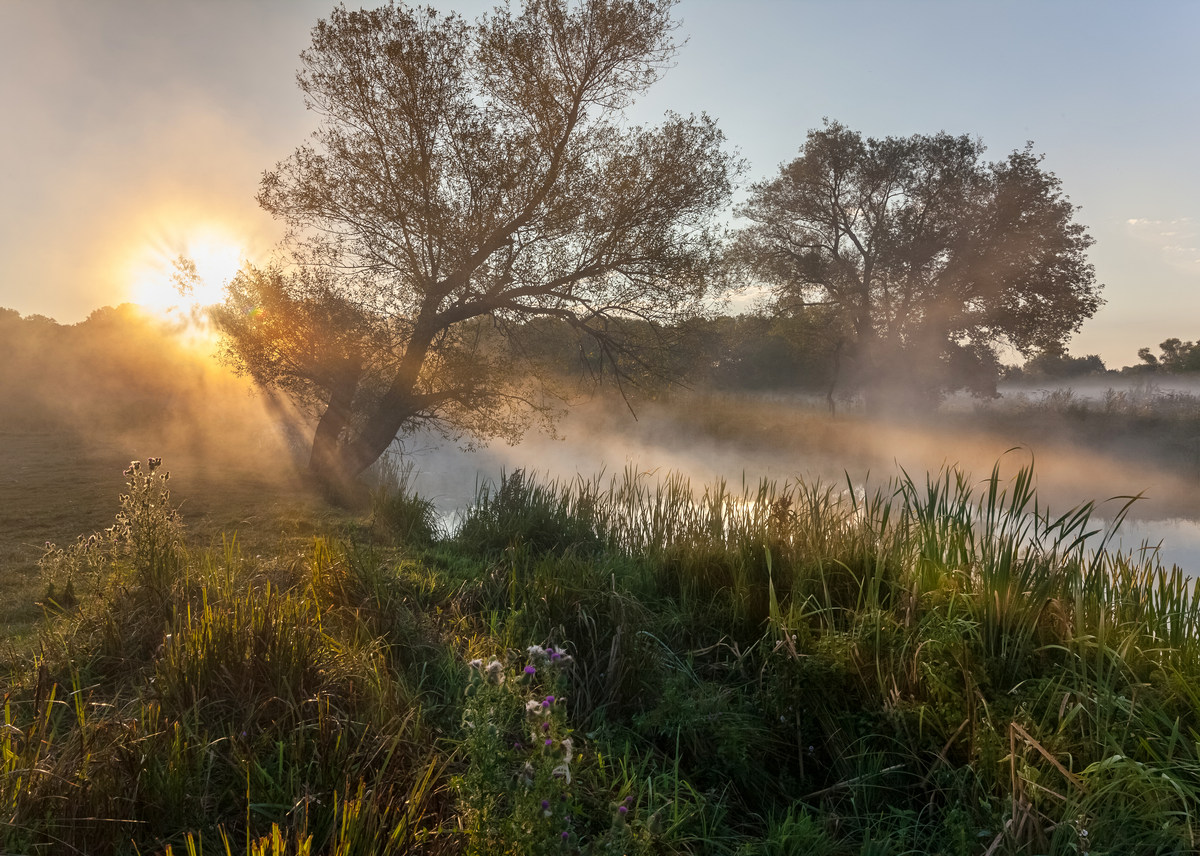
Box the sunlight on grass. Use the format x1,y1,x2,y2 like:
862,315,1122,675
4,456,1200,853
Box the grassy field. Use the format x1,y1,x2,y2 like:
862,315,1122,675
0,425,338,646
3,433,1200,854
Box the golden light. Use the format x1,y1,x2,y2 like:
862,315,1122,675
126,225,246,320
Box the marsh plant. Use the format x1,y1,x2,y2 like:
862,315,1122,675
366,448,443,546
7,455,1200,854
456,645,580,853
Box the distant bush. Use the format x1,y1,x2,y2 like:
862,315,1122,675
455,468,606,558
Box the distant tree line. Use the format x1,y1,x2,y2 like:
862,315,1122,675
0,306,259,441
9,305,1200,436
1134,338,1200,374
1002,338,1200,382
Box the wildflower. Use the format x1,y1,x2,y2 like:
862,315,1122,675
485,660,505,684
468,658,483,671
524,665,536,675
647,808,665,835
542,721,550,731
527,644,546,660
618,805,628,816
561,831,569,841
545,737,553,747
526,699,544,717
542,695,555,708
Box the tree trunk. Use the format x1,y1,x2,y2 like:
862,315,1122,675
307,357,365,502
309,321,439,502
825,337,845,416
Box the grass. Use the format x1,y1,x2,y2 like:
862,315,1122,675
0,426,341,647
3,451,1200,854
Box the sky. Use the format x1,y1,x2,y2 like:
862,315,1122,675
1,0,1197,367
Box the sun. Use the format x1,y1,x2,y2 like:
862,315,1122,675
126,226,246,320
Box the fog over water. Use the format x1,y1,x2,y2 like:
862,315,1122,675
388,381,1200,574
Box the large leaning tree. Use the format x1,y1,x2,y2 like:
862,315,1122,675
733,120,1103,408
214,0,735,494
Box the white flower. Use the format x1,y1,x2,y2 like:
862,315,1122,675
485,660,505,685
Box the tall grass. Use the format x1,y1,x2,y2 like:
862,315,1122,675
6,455,1200,853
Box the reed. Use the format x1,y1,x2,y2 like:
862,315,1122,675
6,455,1200,854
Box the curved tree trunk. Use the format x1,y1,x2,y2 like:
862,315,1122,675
310,326,436,502
307,356,365,502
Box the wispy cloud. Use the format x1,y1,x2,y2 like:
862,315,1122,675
1125,217,1200,272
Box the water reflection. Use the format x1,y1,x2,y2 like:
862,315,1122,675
395,387,1200,576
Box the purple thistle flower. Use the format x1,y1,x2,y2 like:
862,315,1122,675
542,799,550,810
524,665,536,675
618,805,628,816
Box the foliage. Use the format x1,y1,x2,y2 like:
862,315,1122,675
215,0,736,493
1011,349,1108,380
9,454,1200,854
1137,337,1200,373
366,450,443,547
734,120,1103,408
0,304,258,438
455,468,606,559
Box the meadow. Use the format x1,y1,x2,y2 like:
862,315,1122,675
4,428,1200,854
5,311,1200,853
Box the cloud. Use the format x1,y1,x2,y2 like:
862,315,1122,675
1125,217,1200,272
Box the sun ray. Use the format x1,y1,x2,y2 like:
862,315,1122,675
126,224,246,320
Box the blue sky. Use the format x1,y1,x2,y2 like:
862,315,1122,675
2,0,1196,365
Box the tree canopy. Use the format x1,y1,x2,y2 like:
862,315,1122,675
1137,338,1200,373
733,121,1103,407
215,0,735,494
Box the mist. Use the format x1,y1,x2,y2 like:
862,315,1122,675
395,383,1200,571
5,305,1199,573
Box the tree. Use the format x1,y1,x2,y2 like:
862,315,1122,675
214,0,735,495
1136,338,1200,373
733,120,1102,409
1019,349,1108,379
